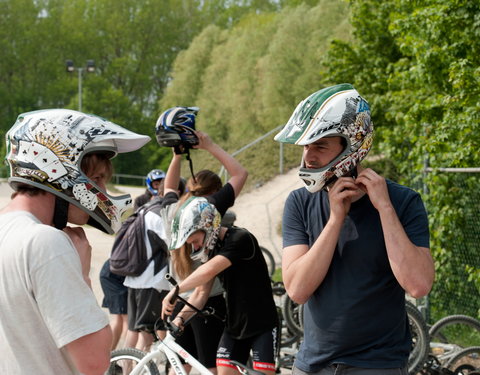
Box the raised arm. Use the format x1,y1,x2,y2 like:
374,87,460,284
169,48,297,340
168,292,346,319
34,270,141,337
355,168,434,298
163,151,183,196
282,176,362,304
194,131,248,198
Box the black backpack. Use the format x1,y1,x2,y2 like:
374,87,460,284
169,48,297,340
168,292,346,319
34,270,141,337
109,199,166,276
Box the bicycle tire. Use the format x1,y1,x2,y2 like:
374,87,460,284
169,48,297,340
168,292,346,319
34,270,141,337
445,346,480,373
260,246,276,277
108,347,161,375
429,314,480,347
406,300,430,374
282,293,304,338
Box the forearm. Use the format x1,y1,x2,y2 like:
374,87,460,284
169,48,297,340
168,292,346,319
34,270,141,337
379,205,434,298
205,142,247,196
283,217,343,304
177,262,219,295
176,284,211,322
164,153,182,193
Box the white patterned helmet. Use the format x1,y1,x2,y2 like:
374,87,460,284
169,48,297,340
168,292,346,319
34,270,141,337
274,83,374,192
170,197,221,263
5,109,151,234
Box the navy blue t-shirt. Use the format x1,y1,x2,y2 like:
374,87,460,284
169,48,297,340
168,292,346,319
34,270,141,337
282,180,429,371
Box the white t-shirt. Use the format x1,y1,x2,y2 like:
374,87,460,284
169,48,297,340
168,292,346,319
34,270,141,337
123,208,170,291
0,211,109,375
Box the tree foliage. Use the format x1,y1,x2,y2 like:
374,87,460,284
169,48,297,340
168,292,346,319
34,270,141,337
0,0,282,175
159,0,351,183
323,0,480,318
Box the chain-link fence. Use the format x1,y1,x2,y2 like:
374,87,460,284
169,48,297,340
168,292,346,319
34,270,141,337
423,168,480,323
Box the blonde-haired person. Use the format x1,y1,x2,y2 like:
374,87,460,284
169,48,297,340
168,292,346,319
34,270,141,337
158,129,247,374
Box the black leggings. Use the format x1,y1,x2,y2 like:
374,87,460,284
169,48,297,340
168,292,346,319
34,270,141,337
174,294,226,368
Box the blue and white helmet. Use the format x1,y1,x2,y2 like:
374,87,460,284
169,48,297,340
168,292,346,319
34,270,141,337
146,169,165,195
155,106,199,149
5,109,151,234
274,83,373,192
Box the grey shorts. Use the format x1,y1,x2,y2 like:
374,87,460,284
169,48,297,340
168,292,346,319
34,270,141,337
292,364,408,375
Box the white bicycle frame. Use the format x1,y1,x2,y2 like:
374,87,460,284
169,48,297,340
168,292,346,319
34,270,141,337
130,331,213,375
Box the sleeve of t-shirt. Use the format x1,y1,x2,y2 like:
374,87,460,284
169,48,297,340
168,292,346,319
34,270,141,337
282,190,310,248
397,190,430,249
218,229,255,264
208,183,235,217
29,228,109,348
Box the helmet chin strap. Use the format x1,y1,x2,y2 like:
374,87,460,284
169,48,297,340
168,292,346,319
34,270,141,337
53,197,69,230
323,166,358,192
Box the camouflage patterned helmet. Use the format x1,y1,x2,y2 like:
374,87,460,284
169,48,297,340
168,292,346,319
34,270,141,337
169,197,221,262
274,83,373,192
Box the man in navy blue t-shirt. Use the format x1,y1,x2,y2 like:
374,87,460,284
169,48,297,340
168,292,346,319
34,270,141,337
274,84,435,375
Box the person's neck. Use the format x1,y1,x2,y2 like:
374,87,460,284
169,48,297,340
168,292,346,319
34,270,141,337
2,192,55,226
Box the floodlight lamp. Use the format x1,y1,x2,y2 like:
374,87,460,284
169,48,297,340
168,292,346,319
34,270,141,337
65,60,75,73
86,60,96,73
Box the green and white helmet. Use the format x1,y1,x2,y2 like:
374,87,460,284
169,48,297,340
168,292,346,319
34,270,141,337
170,197,221,263
274,83,373,192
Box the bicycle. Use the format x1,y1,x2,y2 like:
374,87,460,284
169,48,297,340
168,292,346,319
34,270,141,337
107,275,266,375
429,314,480,366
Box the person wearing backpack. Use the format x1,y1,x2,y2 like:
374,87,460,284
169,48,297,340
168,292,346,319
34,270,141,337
101,168,169,350
119,179,186,352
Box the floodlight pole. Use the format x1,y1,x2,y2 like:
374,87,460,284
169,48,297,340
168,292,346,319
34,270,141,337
77,67,84,111
65,60,95,112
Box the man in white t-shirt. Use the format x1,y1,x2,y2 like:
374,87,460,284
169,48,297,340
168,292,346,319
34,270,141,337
0,109,150,374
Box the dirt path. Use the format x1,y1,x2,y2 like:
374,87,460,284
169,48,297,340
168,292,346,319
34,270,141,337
0,168,302,307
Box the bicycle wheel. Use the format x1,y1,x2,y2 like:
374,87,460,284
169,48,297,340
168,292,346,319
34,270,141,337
260,246,276,277
406,300,429,374
445,346,480,374
107,348,161,375
429,314,480,366
282,293,303,338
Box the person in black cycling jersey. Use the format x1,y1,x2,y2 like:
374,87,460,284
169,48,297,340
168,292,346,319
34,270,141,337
162,197,279,375
159,127,248,374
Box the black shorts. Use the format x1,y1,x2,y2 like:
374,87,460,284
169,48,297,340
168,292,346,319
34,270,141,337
216,327,279,373
100,260,128,315
127,287,168,331
175,294,226,368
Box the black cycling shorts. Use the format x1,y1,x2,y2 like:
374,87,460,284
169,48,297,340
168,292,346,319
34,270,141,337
216,326,278,373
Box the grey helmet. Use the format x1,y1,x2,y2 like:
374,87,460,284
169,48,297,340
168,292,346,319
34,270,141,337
169,196,221,263
5,109,151,234
274,83,373,192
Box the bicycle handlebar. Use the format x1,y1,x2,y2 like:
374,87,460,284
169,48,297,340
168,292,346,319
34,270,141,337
162,273,225,336
165,273,179,304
